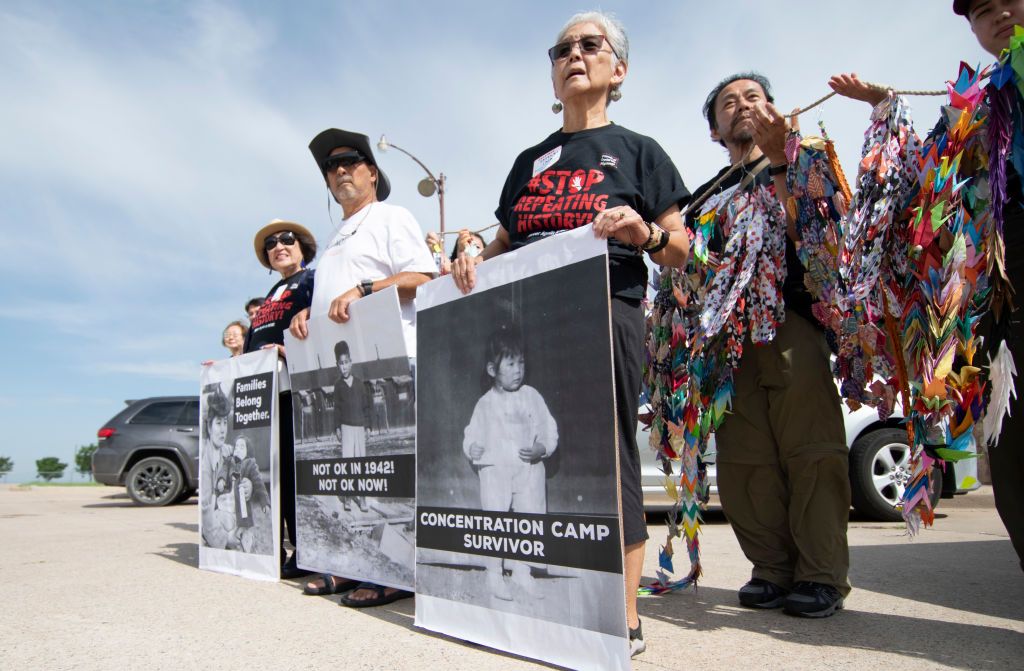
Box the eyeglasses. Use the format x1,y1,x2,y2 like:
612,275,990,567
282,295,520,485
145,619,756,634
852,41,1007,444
547,34,617,63
322,151,366,173
263,231,298,251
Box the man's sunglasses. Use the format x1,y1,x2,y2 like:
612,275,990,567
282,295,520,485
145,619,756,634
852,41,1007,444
322,151,367,173
547,34,617,63
264,231,298,251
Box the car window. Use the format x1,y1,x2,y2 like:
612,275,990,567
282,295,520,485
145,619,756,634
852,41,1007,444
178,401,200,427
130,401,187,425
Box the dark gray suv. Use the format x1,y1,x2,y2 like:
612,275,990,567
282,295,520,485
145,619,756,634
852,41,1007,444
92,396,200,506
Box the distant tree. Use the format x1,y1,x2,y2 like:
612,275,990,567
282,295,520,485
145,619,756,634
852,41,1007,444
36,457,67,482
0,456,12,480
75,444,98,479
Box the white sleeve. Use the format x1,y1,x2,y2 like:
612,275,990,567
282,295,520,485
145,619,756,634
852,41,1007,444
526,386,558,456
462,394,488,459
387,207,440,276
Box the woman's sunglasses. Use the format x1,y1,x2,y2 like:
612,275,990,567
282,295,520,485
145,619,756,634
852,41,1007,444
547,34,617,63
264,231,298,251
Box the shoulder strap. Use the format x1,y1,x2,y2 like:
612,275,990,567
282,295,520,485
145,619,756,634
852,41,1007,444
685,154,772,219
738,156,771,191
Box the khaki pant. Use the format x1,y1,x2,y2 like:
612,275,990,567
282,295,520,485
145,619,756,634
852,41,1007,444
716,310,851,596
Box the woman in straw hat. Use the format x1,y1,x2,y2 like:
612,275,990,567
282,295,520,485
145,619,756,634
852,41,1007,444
246,219,317,578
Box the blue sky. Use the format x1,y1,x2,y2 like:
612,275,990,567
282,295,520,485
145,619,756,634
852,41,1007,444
0,1,985,482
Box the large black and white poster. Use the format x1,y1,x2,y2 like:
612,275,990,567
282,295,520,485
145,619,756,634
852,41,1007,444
415,226,629,670
199,347,280,580
284,288,414,590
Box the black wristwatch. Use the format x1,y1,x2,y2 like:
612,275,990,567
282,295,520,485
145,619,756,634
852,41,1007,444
359,279,374,297
645,227,670,255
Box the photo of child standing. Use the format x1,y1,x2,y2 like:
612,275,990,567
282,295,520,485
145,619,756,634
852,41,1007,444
333,339,369,512
462,327,558,600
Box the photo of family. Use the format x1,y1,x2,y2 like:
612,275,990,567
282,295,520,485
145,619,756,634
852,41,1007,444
198,348,281,580
200,385,272,553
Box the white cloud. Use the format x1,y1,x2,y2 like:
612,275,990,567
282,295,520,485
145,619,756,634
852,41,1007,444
183,0,274,81
0,4,316,297
0,0,1002,496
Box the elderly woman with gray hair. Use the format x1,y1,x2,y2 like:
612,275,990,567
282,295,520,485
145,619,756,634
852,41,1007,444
452,10,690,656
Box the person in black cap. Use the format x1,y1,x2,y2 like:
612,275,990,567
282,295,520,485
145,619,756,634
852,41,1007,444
951,0,1024,574
290,129,435,358
954,0,1023,54
290,128,435,606
828,0,1024,572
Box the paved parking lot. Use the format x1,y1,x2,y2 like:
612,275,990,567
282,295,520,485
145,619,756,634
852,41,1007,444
0,485,1020,670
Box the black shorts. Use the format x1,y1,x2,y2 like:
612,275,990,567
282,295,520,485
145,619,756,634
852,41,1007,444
612,297,649,546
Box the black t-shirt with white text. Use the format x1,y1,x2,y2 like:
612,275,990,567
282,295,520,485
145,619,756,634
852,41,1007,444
244,268,315,353
496,124,690,300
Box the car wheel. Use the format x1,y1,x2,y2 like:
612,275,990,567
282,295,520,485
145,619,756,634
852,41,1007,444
126,456,184,506
849,428,942,522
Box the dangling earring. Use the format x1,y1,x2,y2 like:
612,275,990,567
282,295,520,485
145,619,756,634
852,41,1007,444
551,100,563,114
609,88,622,102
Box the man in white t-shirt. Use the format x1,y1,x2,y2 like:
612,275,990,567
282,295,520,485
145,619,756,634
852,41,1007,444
289,128,436,357
289,128,435,607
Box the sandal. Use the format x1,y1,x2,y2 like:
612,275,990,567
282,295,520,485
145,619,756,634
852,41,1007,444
303,574,361,596
338,582,414,608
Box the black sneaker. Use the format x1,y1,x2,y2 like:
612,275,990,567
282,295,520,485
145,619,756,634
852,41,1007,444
628,619,646,657
783,581,844,618
738,578,789,609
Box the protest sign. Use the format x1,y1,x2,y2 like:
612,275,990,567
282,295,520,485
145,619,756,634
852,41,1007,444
415,227,629,670
285,288,415,589
199,347,280,580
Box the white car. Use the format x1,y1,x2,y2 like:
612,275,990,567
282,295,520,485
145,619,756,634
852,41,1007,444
639,397,981,521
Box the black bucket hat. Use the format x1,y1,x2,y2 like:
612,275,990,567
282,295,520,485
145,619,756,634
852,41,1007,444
308,128,391,201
